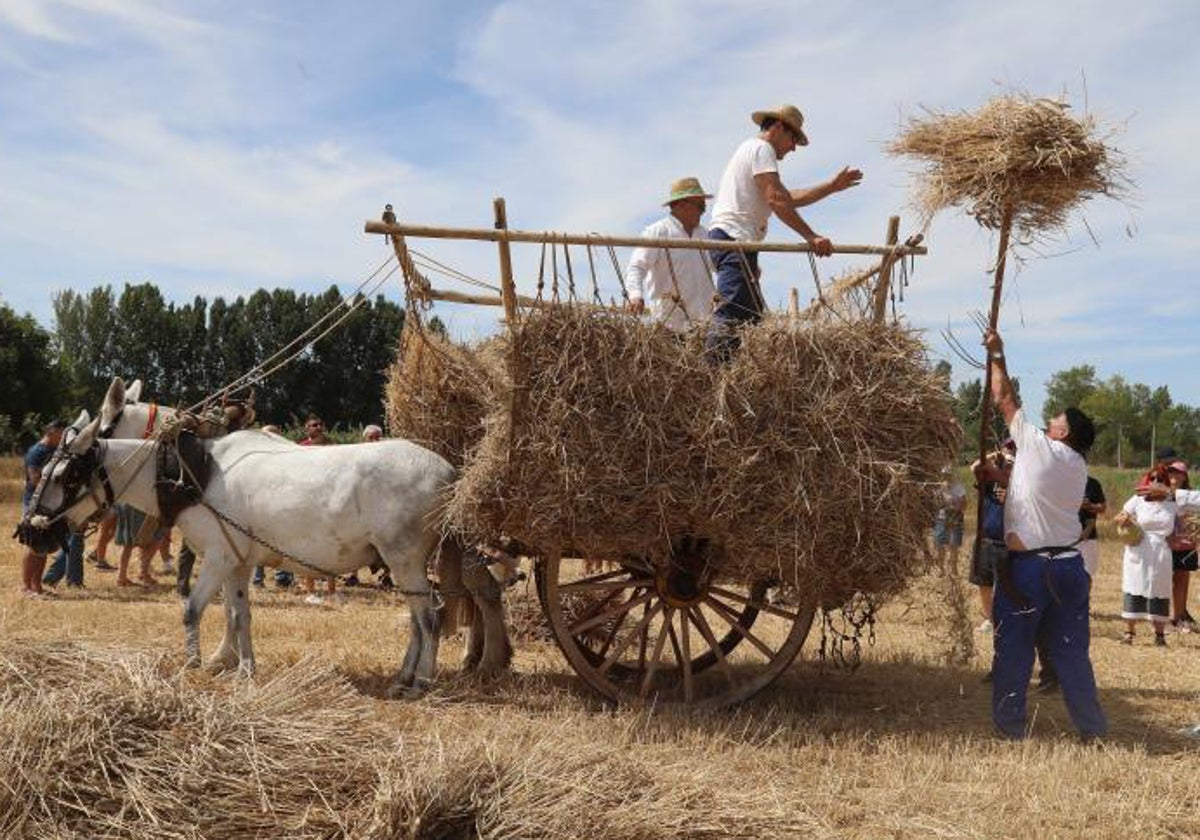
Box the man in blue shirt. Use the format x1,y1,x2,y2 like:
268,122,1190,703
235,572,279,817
20,419,79,596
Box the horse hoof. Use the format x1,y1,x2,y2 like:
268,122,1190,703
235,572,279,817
461,655,481,672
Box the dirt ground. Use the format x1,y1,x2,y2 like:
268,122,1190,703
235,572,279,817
2,457,1199,838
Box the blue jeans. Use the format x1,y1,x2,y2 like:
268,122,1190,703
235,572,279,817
705,228,761,362
992,550,1106,739
43,533,85,587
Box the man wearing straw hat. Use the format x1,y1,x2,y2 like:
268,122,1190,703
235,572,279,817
623,177,717,331
706,104,862,358
983,328,1106,741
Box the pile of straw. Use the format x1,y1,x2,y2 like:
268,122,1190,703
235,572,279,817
384,328,502,467
888,92,1128,238
0,641,380,838
0,639,871,838
446,307,959,602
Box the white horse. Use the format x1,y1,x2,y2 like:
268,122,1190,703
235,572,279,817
92,377,511,679
26,401,506,695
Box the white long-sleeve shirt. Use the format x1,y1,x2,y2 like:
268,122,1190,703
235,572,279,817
623,215,715,331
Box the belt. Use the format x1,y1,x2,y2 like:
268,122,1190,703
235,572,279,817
1012,546,1080,560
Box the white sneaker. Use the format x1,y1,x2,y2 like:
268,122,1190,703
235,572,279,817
303,594,325,606
977,619,994,634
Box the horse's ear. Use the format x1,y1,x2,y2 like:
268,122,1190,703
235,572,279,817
70,415,101,453
125,380,143,403
102,378,126,424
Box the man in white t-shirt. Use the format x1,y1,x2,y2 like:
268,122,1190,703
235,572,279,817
705,104,862,359
624,177,716,331
984,328,1106,741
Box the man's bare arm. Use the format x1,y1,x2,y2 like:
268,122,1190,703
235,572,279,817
755,171,832,256
983,329,1019,425
789,167,863,206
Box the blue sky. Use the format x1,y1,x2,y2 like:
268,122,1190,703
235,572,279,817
1,0,1196,418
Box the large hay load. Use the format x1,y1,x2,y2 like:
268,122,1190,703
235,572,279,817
446,308,957,606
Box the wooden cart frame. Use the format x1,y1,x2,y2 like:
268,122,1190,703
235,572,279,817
367,199,927,708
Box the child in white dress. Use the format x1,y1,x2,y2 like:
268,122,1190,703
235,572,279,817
1115,493,1176,645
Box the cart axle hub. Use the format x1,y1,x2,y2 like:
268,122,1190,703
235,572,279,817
657,567,708,608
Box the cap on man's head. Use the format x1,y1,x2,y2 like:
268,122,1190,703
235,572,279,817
752,104,809,146
1156,446,1178,461
44,418,68,434
664,177,712,206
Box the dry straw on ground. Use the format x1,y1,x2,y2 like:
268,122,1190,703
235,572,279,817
887,92,1128,239
445,307,959,604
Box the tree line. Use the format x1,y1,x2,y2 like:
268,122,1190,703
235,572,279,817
4,285,1196,465
942,361,1200,467
1,283,414,452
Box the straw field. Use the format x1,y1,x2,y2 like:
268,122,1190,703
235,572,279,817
2,457,1199,839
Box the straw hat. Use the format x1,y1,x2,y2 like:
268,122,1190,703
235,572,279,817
752,104,809,146
663,177,713,206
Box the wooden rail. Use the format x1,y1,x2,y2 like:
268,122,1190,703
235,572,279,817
364,220,927,257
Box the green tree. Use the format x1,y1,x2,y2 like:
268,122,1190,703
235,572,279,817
0,301,70,450
1042,365,1097,422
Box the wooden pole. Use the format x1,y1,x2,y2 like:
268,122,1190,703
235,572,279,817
365,220,927,258
494,198,518,327
788,288,800,318
422,285,609,311
973,205,1015,558
870,216,901,323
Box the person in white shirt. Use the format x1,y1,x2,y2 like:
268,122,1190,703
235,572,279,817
983,327,1106,741
624,177,716,331
705,104,862,359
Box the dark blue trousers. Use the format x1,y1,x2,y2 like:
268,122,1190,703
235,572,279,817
704,228,761,363
992,550,1106,739
42,533,84,587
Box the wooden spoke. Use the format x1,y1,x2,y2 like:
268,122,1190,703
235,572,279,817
600,600,663,675
639,606,675,698
709,584,801,621
687,606,734,688
704,596,775,659
637,601,650,673
593,589,639,659
673,614,693,704
569,590,652,637
560,568,650,592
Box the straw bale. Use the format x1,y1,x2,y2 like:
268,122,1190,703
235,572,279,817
446,307,959,602
888,92,1128,238
384,327,504,467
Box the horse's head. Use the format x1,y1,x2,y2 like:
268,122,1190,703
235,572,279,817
16,410,113,553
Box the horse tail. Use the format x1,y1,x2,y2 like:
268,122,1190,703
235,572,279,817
434,532,476,639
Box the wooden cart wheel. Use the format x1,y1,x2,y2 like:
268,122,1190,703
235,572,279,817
537,551,816,709
534,560,768,675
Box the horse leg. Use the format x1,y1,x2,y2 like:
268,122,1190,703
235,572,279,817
183,555,233,669
464,604,485,671
388,555,440,698
208,578,241,673
227,565,256,678
464,560,513,677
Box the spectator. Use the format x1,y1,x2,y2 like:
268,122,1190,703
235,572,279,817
970,441,1014,634
362,424,383,442
1166,462,1197,632
18,419,68,597
1114,481,1176,646
298,413,338,604
1078,474,1107,581
112,503,163,588
932,466,967,568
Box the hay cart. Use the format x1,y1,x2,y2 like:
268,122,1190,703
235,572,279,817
368,200,929,709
